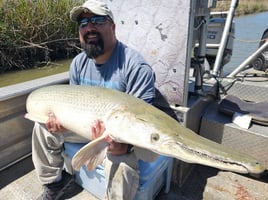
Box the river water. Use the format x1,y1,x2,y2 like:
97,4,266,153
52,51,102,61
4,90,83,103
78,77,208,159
0,59,71,87
0,12,267,87
223,11,268,74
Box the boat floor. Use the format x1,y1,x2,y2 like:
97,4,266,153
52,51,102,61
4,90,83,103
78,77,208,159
0,156,182,200
1,155,268,200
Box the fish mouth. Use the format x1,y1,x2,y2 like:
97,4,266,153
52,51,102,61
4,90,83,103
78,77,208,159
159,140,265,174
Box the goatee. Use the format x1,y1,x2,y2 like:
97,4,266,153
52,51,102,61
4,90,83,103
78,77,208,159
81,32,104,59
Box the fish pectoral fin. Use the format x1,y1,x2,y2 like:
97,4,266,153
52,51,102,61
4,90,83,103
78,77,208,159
72,135,109,171
24,113,48,124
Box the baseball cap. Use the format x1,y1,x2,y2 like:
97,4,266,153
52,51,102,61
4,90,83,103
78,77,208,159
70,0,114,22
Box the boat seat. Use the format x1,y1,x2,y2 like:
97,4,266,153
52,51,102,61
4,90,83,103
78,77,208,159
63,142,173,200
219,95,268,125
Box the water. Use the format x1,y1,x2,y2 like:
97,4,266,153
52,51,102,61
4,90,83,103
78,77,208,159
0,59,71,87
223,11,268,74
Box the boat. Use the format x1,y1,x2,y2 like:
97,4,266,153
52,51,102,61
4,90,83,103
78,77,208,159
1,0,267,199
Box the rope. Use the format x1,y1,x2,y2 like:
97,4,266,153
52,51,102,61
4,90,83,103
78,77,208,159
229,33,266,43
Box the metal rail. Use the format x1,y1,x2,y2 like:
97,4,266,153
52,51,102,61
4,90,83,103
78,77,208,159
227,42,268,78
211,0,238,77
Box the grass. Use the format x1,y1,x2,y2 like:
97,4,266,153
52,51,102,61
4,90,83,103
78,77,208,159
0,0,82,73
214,0,268,16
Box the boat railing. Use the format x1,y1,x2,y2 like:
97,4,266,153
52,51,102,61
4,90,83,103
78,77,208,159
211,0,238,77
227,42,268,78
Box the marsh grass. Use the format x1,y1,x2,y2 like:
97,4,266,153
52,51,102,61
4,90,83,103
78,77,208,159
0,0,82,73
214,0,268,15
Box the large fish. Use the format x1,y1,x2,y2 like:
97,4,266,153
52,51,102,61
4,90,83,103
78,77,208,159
25,85,265,174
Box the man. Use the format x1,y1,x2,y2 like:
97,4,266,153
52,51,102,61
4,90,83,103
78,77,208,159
32,0,155,199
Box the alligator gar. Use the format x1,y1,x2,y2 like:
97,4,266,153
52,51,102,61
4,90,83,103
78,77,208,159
25,85,265,174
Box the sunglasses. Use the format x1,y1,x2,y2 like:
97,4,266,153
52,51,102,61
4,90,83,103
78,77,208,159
78,16,109,28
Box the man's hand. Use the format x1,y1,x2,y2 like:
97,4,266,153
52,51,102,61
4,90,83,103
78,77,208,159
105,134,128,155
46,112,66,133
91,120,128,155
91,120,106,140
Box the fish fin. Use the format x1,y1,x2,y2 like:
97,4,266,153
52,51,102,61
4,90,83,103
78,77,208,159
24,113,48,124
72,135,109,171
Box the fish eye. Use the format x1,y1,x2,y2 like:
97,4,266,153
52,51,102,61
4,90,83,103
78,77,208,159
151,133,160,142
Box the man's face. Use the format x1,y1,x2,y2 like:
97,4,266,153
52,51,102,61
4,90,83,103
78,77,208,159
78,12,114,59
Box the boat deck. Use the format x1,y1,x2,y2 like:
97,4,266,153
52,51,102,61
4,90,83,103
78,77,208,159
1,155,267,200
0,156,182,200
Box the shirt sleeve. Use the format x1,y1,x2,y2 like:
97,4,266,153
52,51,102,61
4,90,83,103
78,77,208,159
69,57,79,85
69,52,87,85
